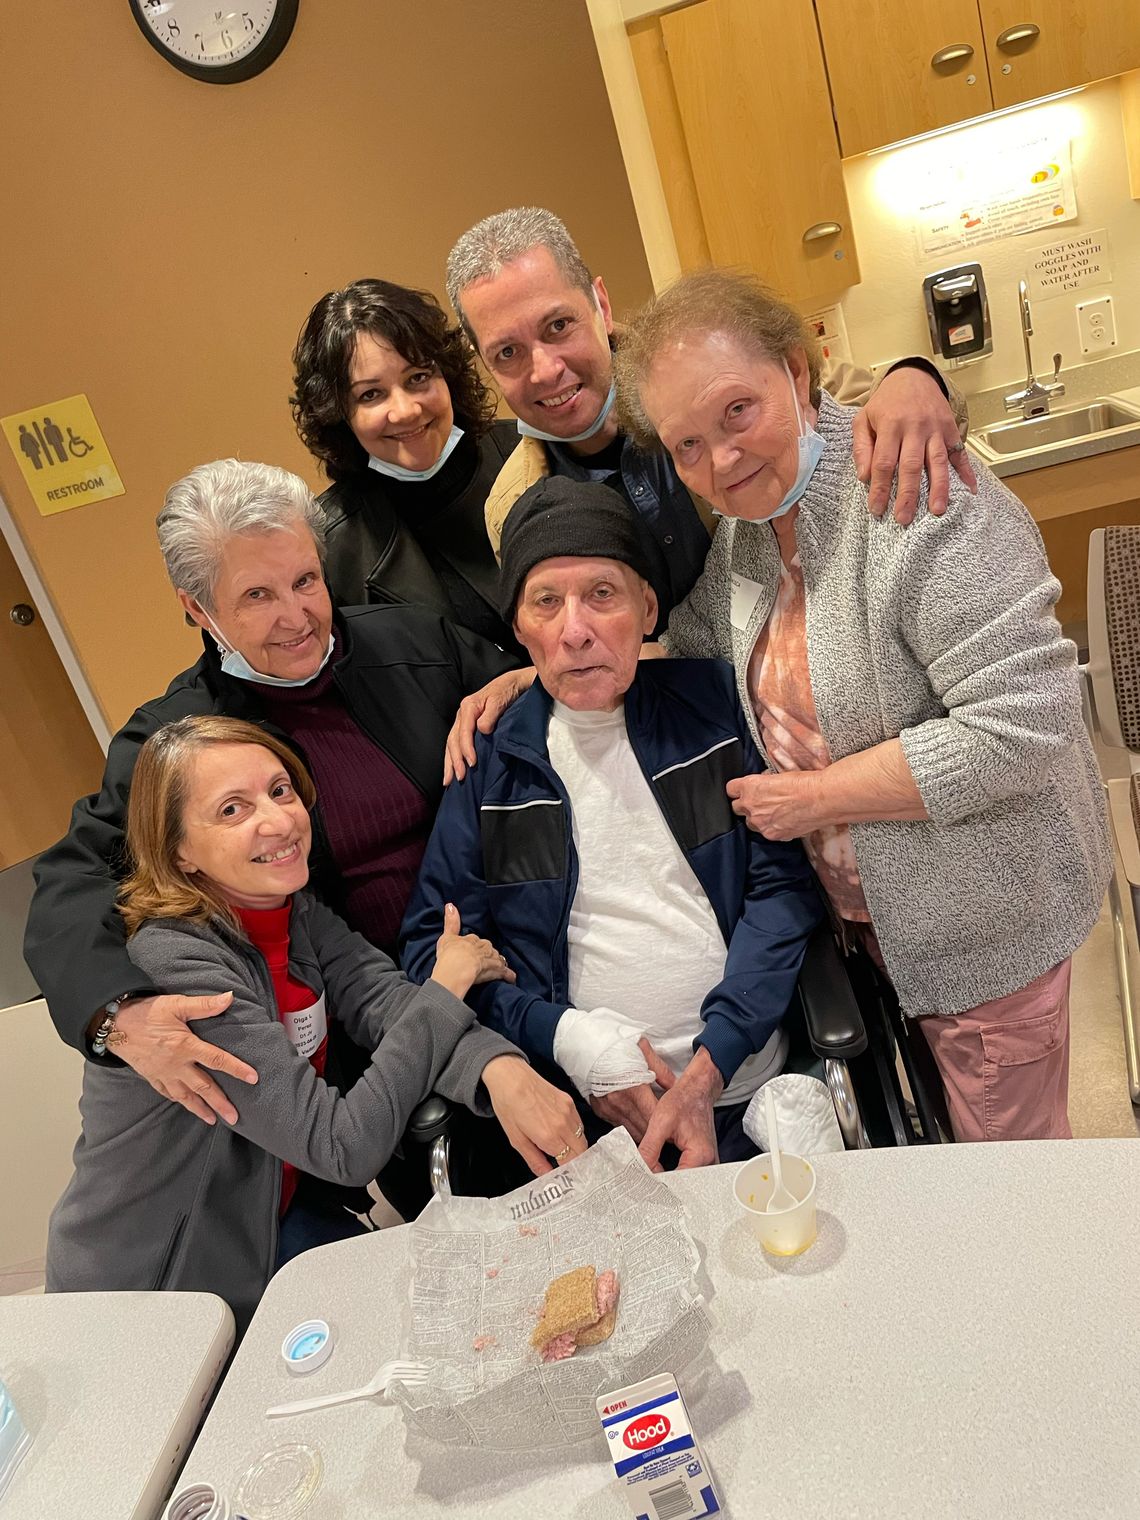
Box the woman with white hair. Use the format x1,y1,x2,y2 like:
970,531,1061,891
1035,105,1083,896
26,459,578,1218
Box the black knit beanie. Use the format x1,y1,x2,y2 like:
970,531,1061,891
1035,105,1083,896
499,476,655,621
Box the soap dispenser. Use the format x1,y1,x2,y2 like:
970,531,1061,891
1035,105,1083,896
922,263,992,363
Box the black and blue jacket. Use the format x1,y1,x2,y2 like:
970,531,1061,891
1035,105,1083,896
401,659,823,1086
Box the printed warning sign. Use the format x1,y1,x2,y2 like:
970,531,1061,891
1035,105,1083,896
1,394,124,516
1027,228,1111,300
915,136,1076,256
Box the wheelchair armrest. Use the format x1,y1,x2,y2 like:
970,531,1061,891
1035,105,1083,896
406,1093,453,1146
795,924,868,1060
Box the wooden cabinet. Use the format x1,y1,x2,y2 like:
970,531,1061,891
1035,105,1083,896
589,0,1140,307
656,0,859,304
1008,446,1140,625
818,0,1140,153
978,0,1140,110
816,0,993,155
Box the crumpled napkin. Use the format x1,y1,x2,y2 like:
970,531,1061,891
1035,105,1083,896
744,1072,844,1156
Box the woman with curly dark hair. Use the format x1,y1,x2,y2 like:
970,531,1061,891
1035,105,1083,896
291,279,522,653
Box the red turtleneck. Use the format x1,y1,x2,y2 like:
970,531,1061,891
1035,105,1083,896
236,900,327,1214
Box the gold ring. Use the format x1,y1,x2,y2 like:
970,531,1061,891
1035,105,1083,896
555,1143,571,1161
572,1124,584,1139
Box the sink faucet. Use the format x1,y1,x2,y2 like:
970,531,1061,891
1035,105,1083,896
1004,280,1065,418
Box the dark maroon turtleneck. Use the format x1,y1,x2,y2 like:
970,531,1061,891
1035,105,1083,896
256,665,433,954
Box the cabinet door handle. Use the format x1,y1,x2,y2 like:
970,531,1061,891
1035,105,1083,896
996,22,1040,48
802,221,842,243
931,43,974,67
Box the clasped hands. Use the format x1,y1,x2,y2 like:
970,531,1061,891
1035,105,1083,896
591,1038,724,1173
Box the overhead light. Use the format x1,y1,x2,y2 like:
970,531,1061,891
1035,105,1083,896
863,88,1086,157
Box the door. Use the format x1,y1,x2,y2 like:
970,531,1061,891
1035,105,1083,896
816,0,994,155
661,0,860,305
979,0,1140,109
0,532,104,868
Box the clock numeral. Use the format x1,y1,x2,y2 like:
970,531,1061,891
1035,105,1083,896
194,32,205,52
167,18,180,37
243,11,255,30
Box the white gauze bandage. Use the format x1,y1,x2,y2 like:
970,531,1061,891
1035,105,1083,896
552,1006,654,1099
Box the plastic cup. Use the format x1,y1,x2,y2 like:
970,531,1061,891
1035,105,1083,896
733,1152,817,1256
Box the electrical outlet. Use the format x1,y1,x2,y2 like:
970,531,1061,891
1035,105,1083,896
1076,296,1116,355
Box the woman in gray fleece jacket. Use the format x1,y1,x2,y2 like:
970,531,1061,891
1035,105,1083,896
46,716,583,1334
614,269,1111,1144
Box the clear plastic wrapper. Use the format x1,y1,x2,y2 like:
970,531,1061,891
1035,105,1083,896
388,1130,711,1449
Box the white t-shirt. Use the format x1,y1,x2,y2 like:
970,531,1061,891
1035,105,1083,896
546,701,785,1105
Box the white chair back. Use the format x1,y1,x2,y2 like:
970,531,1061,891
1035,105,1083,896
0,998,83,1274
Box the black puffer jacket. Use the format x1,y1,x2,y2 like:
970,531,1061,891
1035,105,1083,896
26,604,517,1052
319,421,522,655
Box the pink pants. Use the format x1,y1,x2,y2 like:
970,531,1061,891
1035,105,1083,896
918,959,1073,1143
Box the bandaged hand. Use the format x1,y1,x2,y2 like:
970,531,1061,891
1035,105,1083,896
553,1006,654,1098
590,1038,677,1144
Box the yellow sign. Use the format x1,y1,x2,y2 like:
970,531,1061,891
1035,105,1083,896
1,394,124,516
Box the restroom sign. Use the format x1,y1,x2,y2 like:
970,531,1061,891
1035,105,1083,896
1,393,124,516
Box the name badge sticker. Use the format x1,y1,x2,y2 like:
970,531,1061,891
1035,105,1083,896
730,573,763,632
282,992,328,1059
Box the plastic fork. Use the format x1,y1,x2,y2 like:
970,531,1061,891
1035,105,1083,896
266,1359,429,1419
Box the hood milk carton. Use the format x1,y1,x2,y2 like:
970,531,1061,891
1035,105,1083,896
596,1372,720,1519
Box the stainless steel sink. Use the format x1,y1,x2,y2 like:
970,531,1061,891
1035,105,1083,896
971,396,1140,468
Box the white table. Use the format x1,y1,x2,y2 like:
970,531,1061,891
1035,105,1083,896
1,1291,234,1519
180,1142,1140,1518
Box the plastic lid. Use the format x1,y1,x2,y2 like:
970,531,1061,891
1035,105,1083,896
280,1319,332,1376
234,1443,323,1519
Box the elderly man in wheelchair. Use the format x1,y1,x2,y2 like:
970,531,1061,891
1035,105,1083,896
401,477,826,1173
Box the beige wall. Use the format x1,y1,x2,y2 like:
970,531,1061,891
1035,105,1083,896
0,2,653,731
840,80,1140,391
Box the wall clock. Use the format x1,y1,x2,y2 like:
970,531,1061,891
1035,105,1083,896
129,1,299,84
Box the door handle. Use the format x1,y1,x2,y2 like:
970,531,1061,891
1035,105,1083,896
996,23,1040,48
802,221,842,243
931,43,974,67
10,603,35,627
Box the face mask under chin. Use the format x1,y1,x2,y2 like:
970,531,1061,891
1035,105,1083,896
202,612,336,688
762,361,825,521
366,423,465,483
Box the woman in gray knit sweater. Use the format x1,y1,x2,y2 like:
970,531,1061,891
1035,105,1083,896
614,269,1111,1143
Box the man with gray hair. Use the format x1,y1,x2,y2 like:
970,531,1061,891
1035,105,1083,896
26,459,542,1210
446,206,972,629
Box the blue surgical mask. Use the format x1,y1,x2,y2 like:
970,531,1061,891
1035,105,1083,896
366,424,465,483
205,614,336,689
766,360,825,520
516,380,617,445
